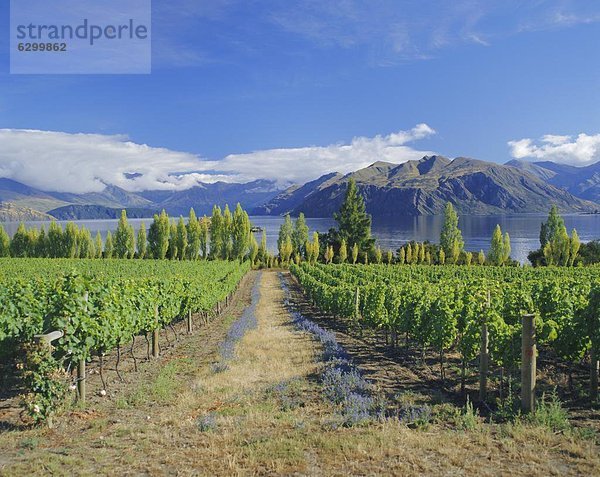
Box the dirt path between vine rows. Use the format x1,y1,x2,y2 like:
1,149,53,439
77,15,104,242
1,270,600,476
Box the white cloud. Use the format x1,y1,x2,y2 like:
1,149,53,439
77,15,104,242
508,133,600,166
0,129,212,194
0,125,436,193
203,124,436,185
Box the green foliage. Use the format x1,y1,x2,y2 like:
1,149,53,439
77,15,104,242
258,229,268,265
231,203,251,261
532,206,580,267
527,392,570,432
186,208,200,260
175,216,188,260
137,222,147,259
278,214,294,258
19,343,69,425
293,213,309,259
104,231,114,258
0,225,10,257
488,225,511,266
334,179,375,254
94,232,103,259
148,210,170,260
10,223,30,257
114,210,135,259
339,239,347,264
440,203,464,264
290,262,600,396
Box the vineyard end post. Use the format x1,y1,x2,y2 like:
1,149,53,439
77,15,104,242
77,359,86,404
187,309,193,334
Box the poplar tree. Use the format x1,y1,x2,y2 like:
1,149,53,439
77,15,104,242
47,221,64,258
78,227,95,259
406,243,412,264
488,225,505,266
280,236,293,264
94,232,103,259
539,205,565,249
419,243,425,264
249,233,259,266
26,228,40,257
223,205,233,260
569,229,581,266
167,221,179,260
137,222,147,259
398,247,405,265
231,203,251,261
114,210,135,259
478,250,486,265
313,232,320,264
325,245,334,264
386,250,393,265
200,218,209,259
209,206,224,260
176,216,188,260
10,223,29,257
64,222,79,258
465,251,473,266
258,229,267,265
439,248,446,265
503,232,511,265
351,242,359,265
186,208,201,260
104,231,114,258
148,210,170,259
440,202,464,264
0,225,9,257
35,227,47,257
375,246,382,264
339,238,347,263
278,214,294,257
293,213,309,259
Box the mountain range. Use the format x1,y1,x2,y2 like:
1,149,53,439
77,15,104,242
0,156,599,221
253,156,599,217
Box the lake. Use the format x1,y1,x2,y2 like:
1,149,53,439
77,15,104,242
2,214,599,264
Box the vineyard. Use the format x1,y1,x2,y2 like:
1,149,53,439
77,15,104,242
290,262,600,406
0,258,249,419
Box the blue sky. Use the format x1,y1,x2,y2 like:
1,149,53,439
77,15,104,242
0,0,599,193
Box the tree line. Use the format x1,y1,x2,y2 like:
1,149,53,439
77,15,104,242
0,204,272,264
277,178,586,267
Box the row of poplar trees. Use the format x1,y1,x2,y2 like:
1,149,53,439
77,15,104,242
0,204,264,262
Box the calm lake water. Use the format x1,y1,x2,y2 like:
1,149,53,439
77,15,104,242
2,214,599,264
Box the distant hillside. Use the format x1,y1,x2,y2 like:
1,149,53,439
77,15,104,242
506,159,600,203
140,179,281,216
0,202,52,222
2,157,598,219
258,156,598,217
0,178,283,218
252,173,342,215
48,205,158,220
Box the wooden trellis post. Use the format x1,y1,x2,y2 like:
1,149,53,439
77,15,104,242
521,313,537,413
187,309,193,334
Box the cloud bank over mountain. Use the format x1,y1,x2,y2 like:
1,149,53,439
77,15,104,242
0,125,435,193
508,132,600,166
